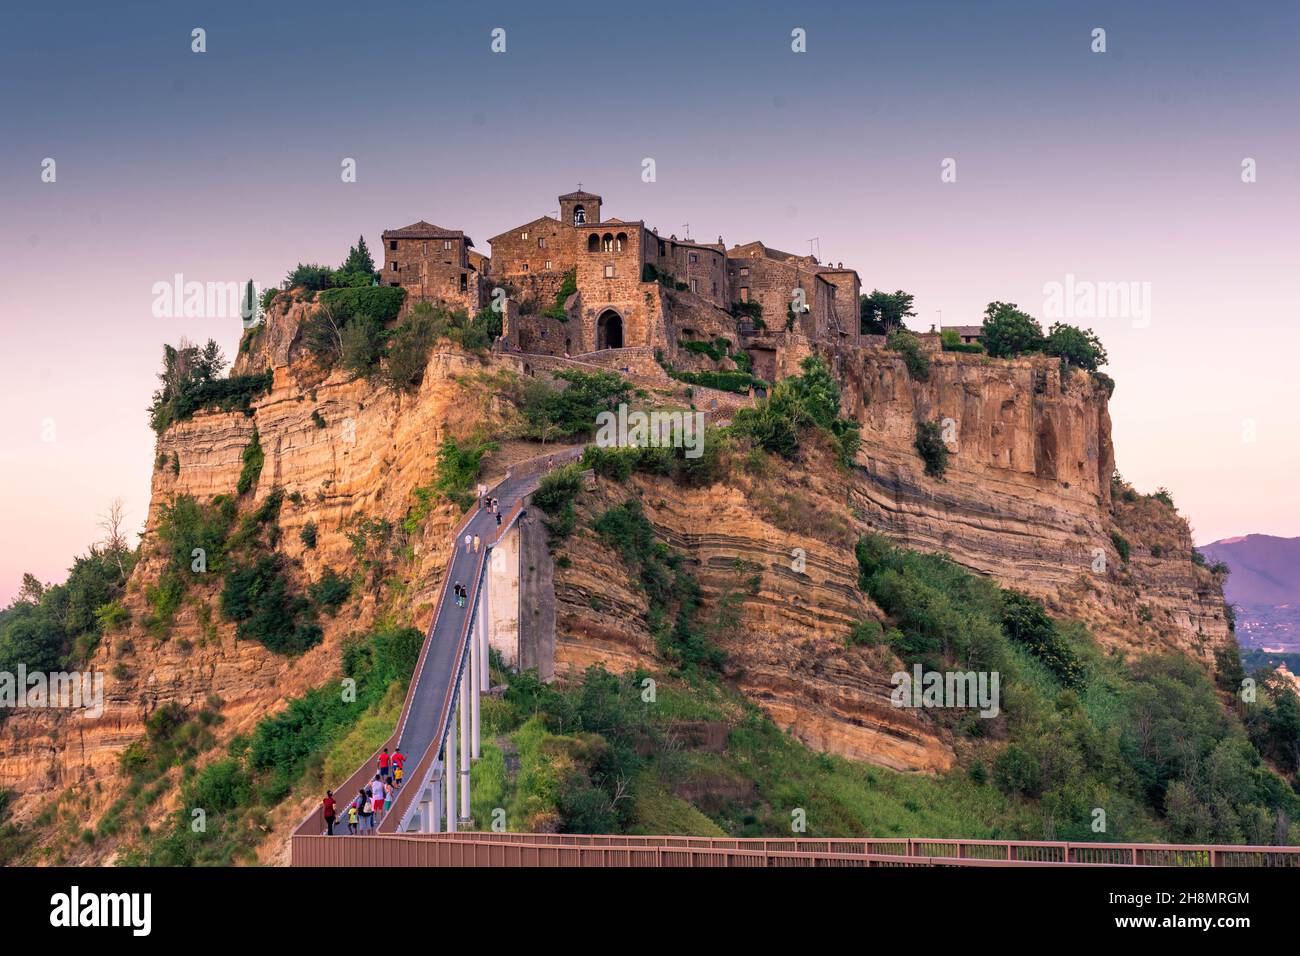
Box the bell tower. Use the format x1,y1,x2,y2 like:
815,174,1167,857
558,188,601,227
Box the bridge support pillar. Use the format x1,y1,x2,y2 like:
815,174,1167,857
471,601,482,760
445,711,457,833
479,571,491,692
459,667,472,824
431,772,443,834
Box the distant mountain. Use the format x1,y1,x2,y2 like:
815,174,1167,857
1199,534,1300,651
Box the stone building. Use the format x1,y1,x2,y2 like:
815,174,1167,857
391,188,865,382
380,220,489,313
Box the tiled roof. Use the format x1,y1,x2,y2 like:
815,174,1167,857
559,190,602,201
382,221,470,242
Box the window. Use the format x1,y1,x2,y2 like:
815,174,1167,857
689,253,698,264
460,273,468,292
602,233,614,252
711,282,717,296
615,232,627,252
391,262,399,272
573,205,586,225
422,241,427,255
587,234,600,252
538,237,546,248
545,260,552,270
690,278,699,293
604,265,615,278
522,231,529,240
522,263,529,272
389,240,397,251
443,240,452,250
740,287,749,303
740,267,750,276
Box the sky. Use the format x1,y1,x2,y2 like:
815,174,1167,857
1,0,1298,602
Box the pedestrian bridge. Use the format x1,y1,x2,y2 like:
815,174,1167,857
292,448,578,842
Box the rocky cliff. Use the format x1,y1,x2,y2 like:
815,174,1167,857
0,298,1231,862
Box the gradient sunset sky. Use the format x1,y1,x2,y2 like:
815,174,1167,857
2,1,1298,602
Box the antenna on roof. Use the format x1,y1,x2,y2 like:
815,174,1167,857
807,237,820,261
682,222,690,240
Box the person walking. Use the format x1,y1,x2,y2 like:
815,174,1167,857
378,747,391,783
322,790,337,836
346,801,359,835
473,533,481,553
371,774,386,825
391,746,406,787
358,788,372,834
383,780,395,819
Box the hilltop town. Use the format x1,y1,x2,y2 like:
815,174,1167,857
379,187,864,385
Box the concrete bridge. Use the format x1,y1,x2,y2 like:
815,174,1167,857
292,448,577,842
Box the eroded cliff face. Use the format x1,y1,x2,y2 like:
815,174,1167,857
829,347,1229,662
553,464,955,773
1,307,1230,861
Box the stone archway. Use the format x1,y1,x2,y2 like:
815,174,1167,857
597,310,624,350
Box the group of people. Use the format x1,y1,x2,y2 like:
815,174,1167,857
320,746,406,835
477,483,504,527
453,581,468,608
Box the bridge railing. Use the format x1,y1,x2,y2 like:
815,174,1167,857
293,830,1300,868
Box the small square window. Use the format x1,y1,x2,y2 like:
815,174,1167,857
604,265,615,278
522,263,529,272
689,253,698,264
388,240,397,251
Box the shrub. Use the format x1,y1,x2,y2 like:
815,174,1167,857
981,302,1044,358
541,268,578,321
1044,323,1107,372
886,329,930,382
220,555,320,655
914,421,948,478
516,369,630,442
1110,531,1131,564
310,568,352,615
316,286,405,326
1000,590,1084,689
236,428,264,495
408,435,498,518
299,521,318,550
533,462,584,543
149,340,271,434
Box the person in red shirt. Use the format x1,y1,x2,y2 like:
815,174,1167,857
378,747,391,783
391,747,406,788
322,790,337,836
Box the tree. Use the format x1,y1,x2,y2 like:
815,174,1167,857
1044,322,1108,372
98,498,131,578
300,303,348,366
860,289,916,335
981,302,1044,358
340,235,376,278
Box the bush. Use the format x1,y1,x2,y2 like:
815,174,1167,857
236,428,264,495
981,302,1044,359
1000,590,1085,689
914,421,948,478
310,568,352,615
408,435,498,517
1044,323,1107,372
149,339,272,434
316,286,405,326
542,269,578,321
533,462,584,543
516,369,631,442
1110,531,1131,564
299,521,318,550
220,555,320,655
886,329,930,382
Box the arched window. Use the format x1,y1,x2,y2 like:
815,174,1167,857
573,205,586,225
587,233,600,252
602,233,614,252
615,232,627,252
